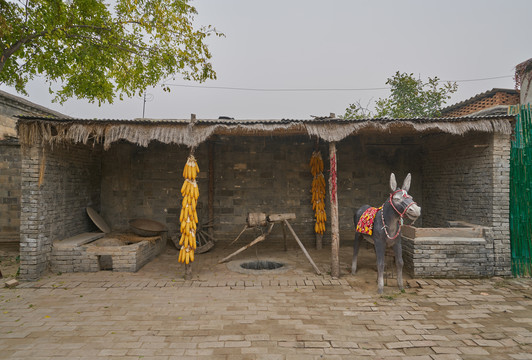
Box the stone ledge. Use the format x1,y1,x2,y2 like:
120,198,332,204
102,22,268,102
53,232,105,248
411,237,486,245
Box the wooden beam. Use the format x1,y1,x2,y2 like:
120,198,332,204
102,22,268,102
329,142,340,278
283,220,321,275
218,223,275,263
282,222,288,251
316,233,323,250
267,213,296,222
227,225,249,247
208,141,215,240
184,264,192,280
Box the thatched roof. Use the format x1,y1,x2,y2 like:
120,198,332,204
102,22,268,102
16,114,514,150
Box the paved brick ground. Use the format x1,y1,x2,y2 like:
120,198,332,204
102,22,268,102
1,245,532,359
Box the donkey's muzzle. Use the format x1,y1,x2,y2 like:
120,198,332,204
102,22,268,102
406,204,421,220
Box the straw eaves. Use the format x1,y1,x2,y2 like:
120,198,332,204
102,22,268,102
16,115,513,149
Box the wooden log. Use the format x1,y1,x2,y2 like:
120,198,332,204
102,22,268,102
246,212,267,227
219,223,275,263
283,220,321,275
208,141,215,240
184,263,192,280
282,222,287,251
267,213,296,222
329,142,340,278
227,225,250,247
316,233,323,250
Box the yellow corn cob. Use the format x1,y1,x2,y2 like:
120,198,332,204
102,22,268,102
310,150,326,235
179,156,200,264
194,184,199,199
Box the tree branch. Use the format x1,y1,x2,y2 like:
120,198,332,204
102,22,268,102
0,30,46,72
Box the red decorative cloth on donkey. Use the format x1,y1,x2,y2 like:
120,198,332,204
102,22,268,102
356,207,382,235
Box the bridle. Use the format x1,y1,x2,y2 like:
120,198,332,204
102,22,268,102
381,189,418,240
389,189,417,218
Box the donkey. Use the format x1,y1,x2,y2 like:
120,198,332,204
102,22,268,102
352,173,421,294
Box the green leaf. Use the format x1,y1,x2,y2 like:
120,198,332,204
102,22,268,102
0,0,223,104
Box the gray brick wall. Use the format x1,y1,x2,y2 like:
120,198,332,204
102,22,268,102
19,144,101,280
403,228,495,278
491,132,511,276
422,133,493,227
0,140,20,244
418,132,511,277
19,130,511,279
99,135,423,248
0,115,17,138
51,235,167,273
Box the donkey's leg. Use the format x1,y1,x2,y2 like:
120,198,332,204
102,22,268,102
393,241,404,291
351,233,362,274
374,240,386,294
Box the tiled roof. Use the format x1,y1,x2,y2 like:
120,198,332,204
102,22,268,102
441,88,519,115
0,90,69,118
16,113,514,125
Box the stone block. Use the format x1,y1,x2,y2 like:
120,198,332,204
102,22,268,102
5,279,19,288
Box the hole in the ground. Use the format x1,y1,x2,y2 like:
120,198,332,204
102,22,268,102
240,260,284,270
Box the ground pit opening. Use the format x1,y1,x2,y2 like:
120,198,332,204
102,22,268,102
226,258,292,275
240,260,284,271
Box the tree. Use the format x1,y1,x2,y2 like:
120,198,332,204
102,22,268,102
343,72,458,119
342,99,373,120
0,0,222,104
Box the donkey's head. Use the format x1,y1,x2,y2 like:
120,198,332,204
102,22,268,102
389,173,421,221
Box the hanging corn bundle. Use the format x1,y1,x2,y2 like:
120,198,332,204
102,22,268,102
310,151,326,234
178,155,200,265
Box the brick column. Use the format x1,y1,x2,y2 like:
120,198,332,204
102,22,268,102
19,145,49,281
491,132,511,276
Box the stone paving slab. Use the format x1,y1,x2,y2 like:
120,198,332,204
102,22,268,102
2,275,532,359
2,245,532,359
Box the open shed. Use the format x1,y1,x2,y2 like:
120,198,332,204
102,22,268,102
16,114,513,281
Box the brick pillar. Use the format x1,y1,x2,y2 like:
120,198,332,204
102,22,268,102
19,145,49,281
491,132,511,276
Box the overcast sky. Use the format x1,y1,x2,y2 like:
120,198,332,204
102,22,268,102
1,0,531,119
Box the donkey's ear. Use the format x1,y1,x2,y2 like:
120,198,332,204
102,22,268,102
402,173,412,192
390,173,397,191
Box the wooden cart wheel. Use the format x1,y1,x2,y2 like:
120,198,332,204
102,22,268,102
172,205,215,254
